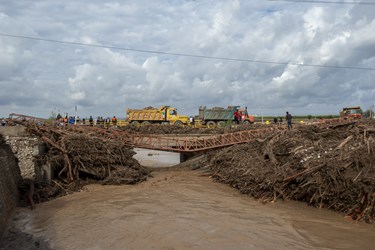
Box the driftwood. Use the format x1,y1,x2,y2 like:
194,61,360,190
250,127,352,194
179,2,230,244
20,123,150,205
264,132,283,164
207,119,375,223
336,135,353,150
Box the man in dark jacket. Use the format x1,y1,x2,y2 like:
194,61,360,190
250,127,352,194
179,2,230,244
89,115,94,126
286,111,292,130
234,109,241,124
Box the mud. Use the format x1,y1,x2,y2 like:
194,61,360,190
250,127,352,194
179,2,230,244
0,228,52,250
0,135,21,237
9,170,375,250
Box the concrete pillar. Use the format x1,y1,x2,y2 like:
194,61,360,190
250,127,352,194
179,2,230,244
180,153,185,163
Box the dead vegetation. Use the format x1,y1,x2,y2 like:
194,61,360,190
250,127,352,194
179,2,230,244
122,123,276,134
205,119,375,222
19,124,150,206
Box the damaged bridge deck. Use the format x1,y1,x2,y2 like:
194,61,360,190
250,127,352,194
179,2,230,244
127,128,284,152
8,114,355,153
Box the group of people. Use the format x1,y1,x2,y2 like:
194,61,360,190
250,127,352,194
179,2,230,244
55,114,72,126
85,116,118,126
56,114,118,127
273,111,293,129
86,116,118,126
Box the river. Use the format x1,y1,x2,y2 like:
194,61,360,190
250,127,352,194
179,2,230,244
10,169,375,250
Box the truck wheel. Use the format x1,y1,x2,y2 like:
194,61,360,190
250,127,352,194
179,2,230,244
206,121,216,128
131,121,140,125
242,120,251,125
174,120,183,126
217,121,226,128
142,121,151,125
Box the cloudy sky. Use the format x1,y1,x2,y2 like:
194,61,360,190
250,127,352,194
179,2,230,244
0,0,374,118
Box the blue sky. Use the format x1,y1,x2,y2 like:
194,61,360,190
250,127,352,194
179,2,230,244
0,0,374,118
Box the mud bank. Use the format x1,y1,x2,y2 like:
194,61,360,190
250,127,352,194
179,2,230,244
0,135,21,236
0,130,52,249
0,228,52,250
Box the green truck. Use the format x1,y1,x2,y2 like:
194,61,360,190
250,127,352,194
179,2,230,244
198,106,254,127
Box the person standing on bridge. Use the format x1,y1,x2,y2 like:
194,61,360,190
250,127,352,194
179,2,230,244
234,109,241,124
112,116,118,127
89,115,94,126
56,114,62,127
189,116,195,126
286,111,292,130
273,117,278,124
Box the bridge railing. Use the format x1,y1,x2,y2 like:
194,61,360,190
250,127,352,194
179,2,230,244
128,127,285,152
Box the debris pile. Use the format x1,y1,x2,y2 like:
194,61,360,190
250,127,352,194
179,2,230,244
20,124,150,206
206,120,375,222
122,123,274,135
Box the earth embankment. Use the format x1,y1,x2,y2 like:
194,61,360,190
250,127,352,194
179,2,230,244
0,135,21,236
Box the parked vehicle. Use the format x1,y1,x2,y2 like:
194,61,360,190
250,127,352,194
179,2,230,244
198,106,254,128
340,106,362,119
126,106,189,125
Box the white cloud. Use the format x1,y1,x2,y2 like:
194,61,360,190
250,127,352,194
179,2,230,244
0,0,374,118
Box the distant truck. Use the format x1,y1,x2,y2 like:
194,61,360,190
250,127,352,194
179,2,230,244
340,106,362,119
198,106,254,127
126,106,189,125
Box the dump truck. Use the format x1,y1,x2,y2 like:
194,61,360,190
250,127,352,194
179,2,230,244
198,106,254,127
126,106,189,125
340,106,362,119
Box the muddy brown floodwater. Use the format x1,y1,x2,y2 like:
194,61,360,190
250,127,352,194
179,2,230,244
10,170,375,250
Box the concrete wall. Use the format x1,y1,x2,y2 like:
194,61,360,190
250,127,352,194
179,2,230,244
0,126,49,182
0,135,21,237
0,126,50,237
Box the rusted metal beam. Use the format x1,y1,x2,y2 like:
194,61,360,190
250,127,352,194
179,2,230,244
125,119,355,152
9,113,46,121
126,127,285,152
9,113,355,153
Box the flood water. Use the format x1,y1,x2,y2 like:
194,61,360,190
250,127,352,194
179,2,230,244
11,169,375,250
133,148,181,167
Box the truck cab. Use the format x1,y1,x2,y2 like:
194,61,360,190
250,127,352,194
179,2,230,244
340,107,362,119
238,107,255,124
163,106,189,125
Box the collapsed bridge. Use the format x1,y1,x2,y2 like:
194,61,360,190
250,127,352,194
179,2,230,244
7,113,354,153
89,118,352,153
127,128,284,152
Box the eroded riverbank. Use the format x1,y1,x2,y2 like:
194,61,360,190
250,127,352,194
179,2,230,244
7,170,375,250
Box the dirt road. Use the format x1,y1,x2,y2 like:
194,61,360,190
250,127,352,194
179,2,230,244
10,170,375,250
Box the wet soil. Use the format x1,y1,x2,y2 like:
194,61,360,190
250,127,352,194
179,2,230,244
0,228,52,250
9,170,375,250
